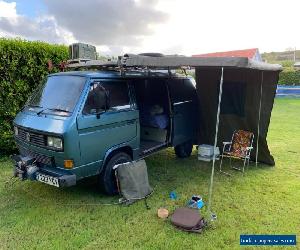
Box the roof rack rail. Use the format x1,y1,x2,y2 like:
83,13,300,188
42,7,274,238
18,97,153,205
66,59,119,70
64,53,281,73
67,58,92,64
138,53,164,57
65,54,188,77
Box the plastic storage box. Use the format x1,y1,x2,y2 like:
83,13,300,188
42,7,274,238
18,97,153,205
198,144,220,162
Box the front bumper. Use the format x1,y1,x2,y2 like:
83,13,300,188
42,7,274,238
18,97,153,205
13,155,76,187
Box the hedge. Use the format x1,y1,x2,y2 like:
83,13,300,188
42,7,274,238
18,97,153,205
278,70,300,85
0,38,68,155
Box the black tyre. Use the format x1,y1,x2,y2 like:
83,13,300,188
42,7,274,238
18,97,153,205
174,141,193,158
98,152,132,195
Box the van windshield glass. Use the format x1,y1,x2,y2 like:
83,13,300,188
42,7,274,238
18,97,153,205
28,75,86,114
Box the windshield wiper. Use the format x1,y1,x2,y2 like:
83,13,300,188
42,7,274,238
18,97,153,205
37,108,47,115
37,108,71,115
22,104,42,112
48,108,71,113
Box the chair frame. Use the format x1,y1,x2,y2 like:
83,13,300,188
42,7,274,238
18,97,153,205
219,130,254,174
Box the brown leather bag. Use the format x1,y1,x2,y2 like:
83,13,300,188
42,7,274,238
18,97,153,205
170,207,206,233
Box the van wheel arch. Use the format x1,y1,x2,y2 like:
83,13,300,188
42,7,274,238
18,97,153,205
98,150,132,195
97,146,133,195
101,146,133,174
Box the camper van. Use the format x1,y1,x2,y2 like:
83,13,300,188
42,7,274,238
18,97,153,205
13,70,198,194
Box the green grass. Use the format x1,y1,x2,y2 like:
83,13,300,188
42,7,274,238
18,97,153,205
0,99,299,250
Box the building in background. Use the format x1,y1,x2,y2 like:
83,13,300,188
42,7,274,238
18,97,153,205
294,62,300,70
193,48,262,62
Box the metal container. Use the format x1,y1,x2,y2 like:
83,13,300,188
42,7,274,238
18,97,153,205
69,43,97,60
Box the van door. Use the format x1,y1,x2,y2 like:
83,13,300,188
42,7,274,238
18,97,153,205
168,78,197,146
76,80,138,176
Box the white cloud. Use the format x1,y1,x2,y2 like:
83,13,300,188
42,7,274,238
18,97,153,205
140,0,300,55
0,0,168,55
0,0,299,56
0,1,17,18
43,0,168,47
0,0,76,44
0,14,76,44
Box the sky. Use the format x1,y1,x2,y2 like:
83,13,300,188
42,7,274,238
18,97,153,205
0,0,299,56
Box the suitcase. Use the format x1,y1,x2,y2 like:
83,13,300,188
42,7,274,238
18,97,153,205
170,207,206,233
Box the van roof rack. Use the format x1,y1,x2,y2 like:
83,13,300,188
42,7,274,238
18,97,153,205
66,59,119,70
65,54,187,76
65,53,282,72
65,53,190,75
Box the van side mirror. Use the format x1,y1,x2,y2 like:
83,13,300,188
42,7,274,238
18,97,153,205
83,82,111,118
91,85,110,118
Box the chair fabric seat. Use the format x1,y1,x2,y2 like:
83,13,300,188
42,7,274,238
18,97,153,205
219,129,254,173
223,150,247,159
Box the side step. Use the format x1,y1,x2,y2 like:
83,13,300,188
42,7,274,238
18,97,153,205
140,142,167,156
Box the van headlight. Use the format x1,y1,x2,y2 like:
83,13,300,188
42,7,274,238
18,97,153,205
47,136,63,150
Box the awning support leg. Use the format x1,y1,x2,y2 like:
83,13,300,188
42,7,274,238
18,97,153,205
207,67,224,218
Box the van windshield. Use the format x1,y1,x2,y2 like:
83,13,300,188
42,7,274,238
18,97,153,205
27,75,86,115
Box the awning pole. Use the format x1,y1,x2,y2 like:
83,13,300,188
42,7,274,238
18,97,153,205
208,67,224,215
256,72,264,166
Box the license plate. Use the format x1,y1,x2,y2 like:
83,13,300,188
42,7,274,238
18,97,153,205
36,173,59,187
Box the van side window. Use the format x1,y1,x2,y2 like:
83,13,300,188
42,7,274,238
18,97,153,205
83,82,107,115
169,79,195,103
83,81,130,115
102,81,130,110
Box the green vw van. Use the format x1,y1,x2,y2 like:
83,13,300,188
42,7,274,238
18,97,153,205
13,69,198,194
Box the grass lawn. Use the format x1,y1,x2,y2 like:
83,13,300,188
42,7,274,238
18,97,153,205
0,98,299,250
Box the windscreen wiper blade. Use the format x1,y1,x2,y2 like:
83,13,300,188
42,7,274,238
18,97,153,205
48,108,71,113
22,104,43,112
37,108,71,115
37,108,47,115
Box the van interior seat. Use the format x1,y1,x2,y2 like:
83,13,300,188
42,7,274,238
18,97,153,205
133,79,170,154
139,103,169,129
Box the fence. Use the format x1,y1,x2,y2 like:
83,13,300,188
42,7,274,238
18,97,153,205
276,85,300,98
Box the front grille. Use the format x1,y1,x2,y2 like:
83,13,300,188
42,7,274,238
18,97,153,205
18,145,54,166
16,127,46,147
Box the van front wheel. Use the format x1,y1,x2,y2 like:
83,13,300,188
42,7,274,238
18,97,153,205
98,152,132,195
174,141,193,158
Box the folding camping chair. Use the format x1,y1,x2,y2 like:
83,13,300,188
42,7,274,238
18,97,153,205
219,130,254,174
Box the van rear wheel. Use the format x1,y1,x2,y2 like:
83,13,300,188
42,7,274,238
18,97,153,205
174,141,193,158
98,152,132,195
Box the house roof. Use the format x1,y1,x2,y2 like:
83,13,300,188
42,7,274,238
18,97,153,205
192,48,259,59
